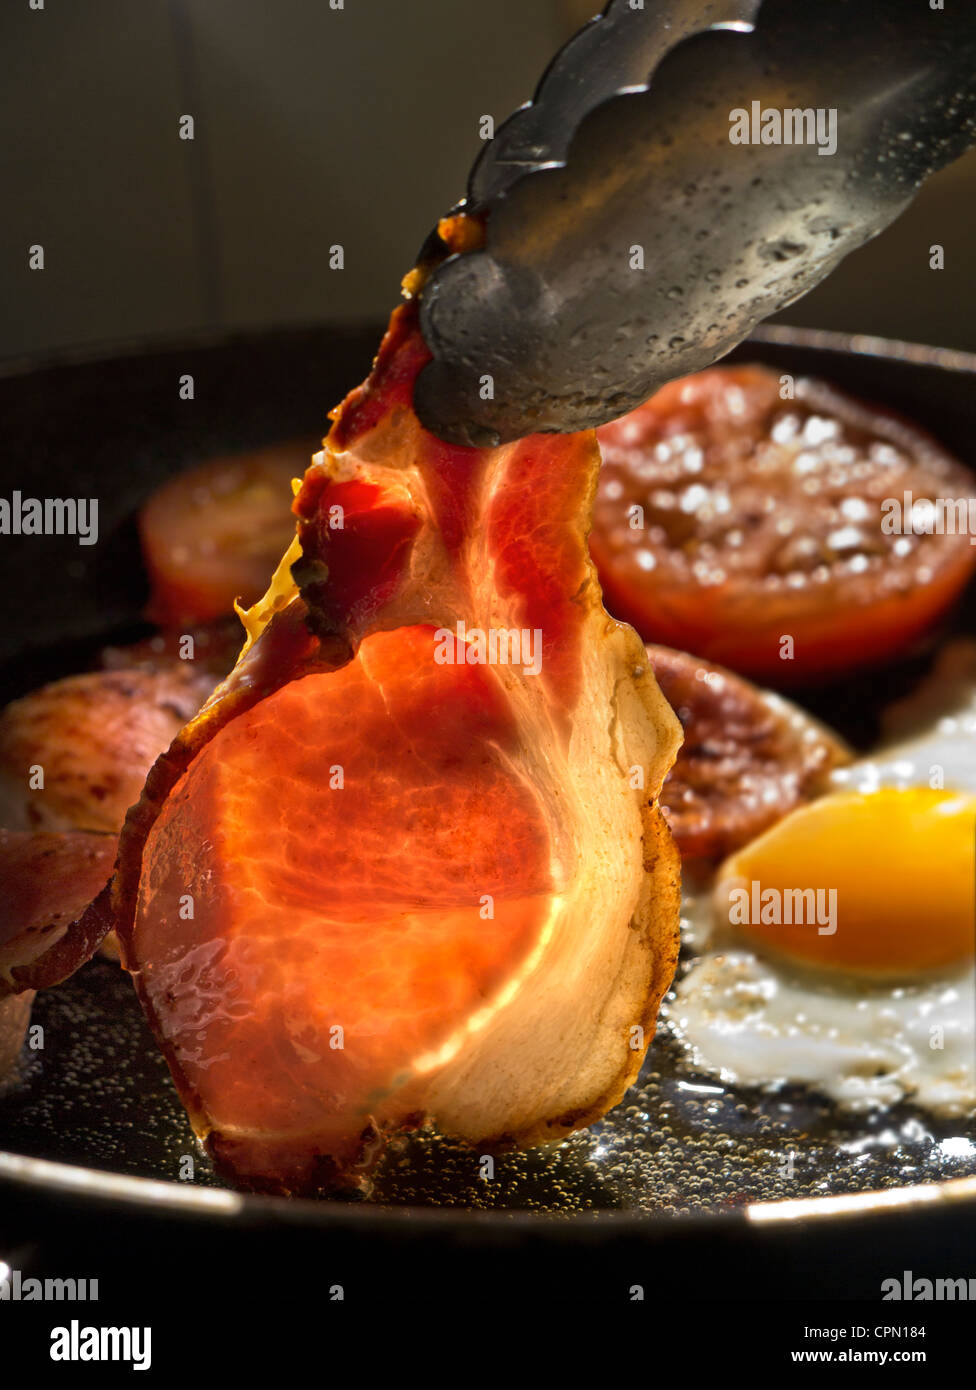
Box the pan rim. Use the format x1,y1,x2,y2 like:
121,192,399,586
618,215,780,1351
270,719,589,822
0,321,974,1232
3,1148,975,1233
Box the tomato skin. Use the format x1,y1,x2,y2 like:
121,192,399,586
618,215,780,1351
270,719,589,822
139,440,315,627
598,549,976,686
591,367,976,686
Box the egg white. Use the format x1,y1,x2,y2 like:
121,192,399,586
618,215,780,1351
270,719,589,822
664,651,976,1117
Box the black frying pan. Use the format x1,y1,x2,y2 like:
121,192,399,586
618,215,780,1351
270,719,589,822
0,322,974,1305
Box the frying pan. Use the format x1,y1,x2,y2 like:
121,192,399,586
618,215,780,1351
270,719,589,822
0,321,974,1305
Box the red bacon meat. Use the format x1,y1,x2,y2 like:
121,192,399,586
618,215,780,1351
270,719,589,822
111,262,682,1194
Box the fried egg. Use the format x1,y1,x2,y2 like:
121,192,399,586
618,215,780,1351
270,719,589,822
665,645,976,1117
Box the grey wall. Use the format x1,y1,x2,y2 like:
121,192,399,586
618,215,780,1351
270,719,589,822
2,0,974,362
1,0,564,360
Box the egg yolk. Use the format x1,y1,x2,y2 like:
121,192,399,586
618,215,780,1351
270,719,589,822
713,787,976,976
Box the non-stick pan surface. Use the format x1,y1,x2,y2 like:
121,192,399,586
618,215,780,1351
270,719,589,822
0,323,974,1299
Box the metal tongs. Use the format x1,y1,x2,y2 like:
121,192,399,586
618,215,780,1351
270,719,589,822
413,0,976,446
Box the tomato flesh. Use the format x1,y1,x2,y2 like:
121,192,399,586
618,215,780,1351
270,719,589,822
591,367,976,684
139,441,314,626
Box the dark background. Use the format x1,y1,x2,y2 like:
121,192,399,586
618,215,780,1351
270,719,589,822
2,0,975,366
